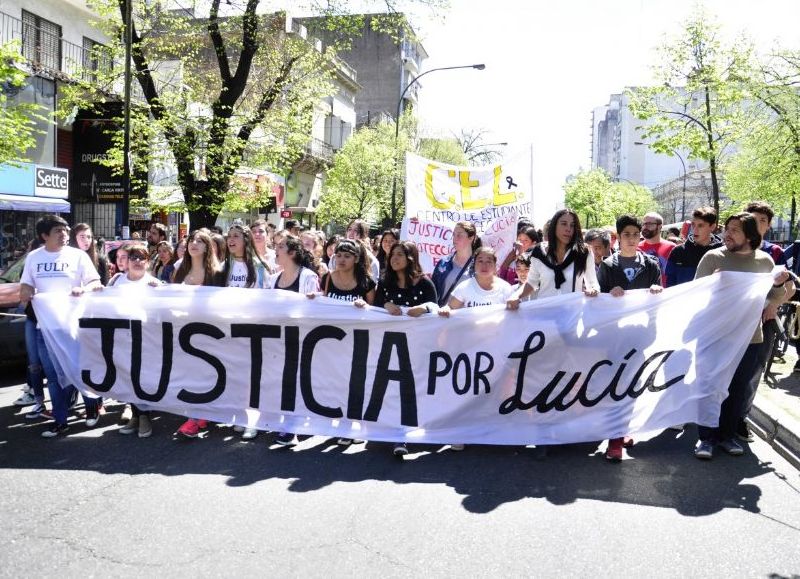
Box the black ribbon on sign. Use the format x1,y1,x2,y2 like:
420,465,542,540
506,176,518,190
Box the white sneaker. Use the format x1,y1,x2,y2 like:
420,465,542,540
241,427,258,440
668,424,685,431
233,425,245,433
450,444,465,451
13,392,36,407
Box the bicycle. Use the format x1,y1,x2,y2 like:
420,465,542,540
764,300,800,381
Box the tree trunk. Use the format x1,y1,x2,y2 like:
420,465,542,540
188,206,218,231
703,86,720,217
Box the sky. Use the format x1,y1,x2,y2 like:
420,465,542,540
408,0,800,218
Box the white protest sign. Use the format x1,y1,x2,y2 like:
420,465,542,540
404,151,532,232
33,271,772,445
402,210,518,273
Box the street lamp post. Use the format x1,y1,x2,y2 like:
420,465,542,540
390,64,485,225
121,0,133,238
674,152,688,221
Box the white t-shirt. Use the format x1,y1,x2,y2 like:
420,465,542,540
451,277,514,308
21,246,100,293
109,272,161,286
227,260,250,287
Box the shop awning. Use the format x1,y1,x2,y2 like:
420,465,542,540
0,194,70,213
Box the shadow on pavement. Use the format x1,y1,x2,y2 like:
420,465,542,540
765,370,800,400
0,385,778,517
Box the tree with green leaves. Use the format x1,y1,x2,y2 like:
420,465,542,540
726,49,800,231
0,40,44,166
627,9,753,216
564,169,657,229
418,137,466,166
59,1,440,229
318,119,410,225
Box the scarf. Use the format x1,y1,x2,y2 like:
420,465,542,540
530,245,582,289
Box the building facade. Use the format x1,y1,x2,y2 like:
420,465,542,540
590,91,706,191
0,0,113,267
307,14,427,128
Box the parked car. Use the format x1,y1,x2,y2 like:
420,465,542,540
0,254,27,365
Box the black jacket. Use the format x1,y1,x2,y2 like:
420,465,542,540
598,251,661,293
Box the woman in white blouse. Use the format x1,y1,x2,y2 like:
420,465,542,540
507,209,599,307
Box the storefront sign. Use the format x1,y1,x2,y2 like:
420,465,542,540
34,166,69,199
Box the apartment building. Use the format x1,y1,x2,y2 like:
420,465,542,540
0,0,115,265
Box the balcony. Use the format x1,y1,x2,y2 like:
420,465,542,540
401,39,422,72
0,10,112,83
305,137,335,163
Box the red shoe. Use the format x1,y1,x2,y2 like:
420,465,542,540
196,419,209,429
623,436,634,448
605,438,624,462
178,419,200,438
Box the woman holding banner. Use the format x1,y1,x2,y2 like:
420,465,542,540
438,247,515,451
107,243,163,438
375,240,438,457
175,230,225,439
267,234,321,447
431,221,481,307
308,238,376,446
221,224,271,440
506,209,599,305
222,224,269,290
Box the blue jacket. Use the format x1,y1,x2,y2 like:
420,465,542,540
431,254,474,306
665,235,723,287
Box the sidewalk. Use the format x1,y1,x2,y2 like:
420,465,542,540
752,350,800,470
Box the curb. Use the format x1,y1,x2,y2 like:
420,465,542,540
750,403,800,471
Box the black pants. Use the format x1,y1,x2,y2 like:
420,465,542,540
698,342,763,442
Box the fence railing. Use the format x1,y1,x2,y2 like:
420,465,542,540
0,10,112,83
305,137,335,162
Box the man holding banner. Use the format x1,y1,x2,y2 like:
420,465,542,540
20,215,102,438
693,212,793,460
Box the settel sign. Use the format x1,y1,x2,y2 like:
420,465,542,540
35,166,69,199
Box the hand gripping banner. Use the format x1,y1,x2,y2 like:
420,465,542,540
33,271,772,445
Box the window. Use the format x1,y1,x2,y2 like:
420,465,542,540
21,11,62,72
82,37,112,83
324,115,352,150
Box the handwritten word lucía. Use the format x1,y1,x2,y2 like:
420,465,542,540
500,331,686,414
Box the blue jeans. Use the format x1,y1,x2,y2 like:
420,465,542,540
35,327,98,425
25,319,45,403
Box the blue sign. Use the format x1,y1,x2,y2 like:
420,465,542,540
0,163,35,196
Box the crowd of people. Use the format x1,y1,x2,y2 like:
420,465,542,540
11,201,797,461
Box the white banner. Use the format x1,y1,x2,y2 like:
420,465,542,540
33,272,772,445
404,151,533,231
401,211,518,273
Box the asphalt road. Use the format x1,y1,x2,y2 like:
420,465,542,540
1,366,799,578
